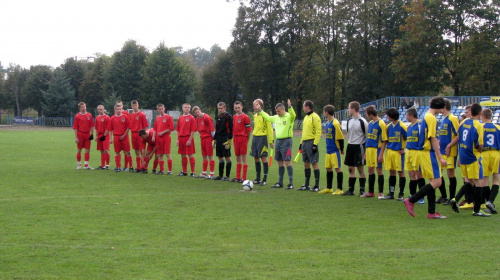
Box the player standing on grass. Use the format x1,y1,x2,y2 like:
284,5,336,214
73,102,95,169
342,101,368,196
129,100,149,173
192,106,216,179
139,128,157,173
115,101,131,171
108,104,132,172
404,96,448,219
176,103,197,177
438,99,459,205
298,100,322,192
480,109,499,214
405,108,425,204
95,105,110,170
380,108,407,200
231,101,252,183
258,99,296,189
363,105,387,198
153,104,174,175
213,102,233,181
251,99,274,186
318,105,345,195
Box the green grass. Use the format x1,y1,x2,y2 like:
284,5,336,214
0,127,499,279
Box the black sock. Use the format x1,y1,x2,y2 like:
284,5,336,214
314,169,320,187
490,185,499,203
483,186,491,202
409,184,433,204
417,178,425,190
389,176,396,195
326,171,333,189
474,187,483,213
378,175,385,193
409,180,417,196
348,177,356,192
466,185,475,204
337,172,343,190
219,160,225,177
449,177,457,198
225,160,232,177
455,182,471,201
368,174,376,193
359,177,366,192
399,177,406,196
304,168,311,186
255,161,261,181
278,166,285,185
438,177,447,198
263,162,269,181
287,165,293,183
427,187,436,214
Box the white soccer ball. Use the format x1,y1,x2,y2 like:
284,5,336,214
242,180,254,191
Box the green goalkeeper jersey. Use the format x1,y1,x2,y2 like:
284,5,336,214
260,107,296,139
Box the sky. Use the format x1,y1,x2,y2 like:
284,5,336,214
1,0,241,69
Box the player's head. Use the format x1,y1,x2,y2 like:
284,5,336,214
470,103,482,117
275,103,286,117
429,96,445,114
323,105,335,118
406,108,418,122
253,99,263,112
303,100,313,113
138,129,148,139
217,102,226,114
443,98,452,113
97,105,105,115
115,101,123,108
114,104,121,114
465,105,472,118
78,102,86,112
461,113,467,121
348,101,360,116
481,108,492,123
234,101,243,114
192,106,203,117
386,108,400,122
182,103,191,115
156,103,165,114
365,105,378,120
131,100,139,111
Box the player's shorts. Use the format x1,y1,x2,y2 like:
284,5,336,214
275,138,292,162
250,135,269,158
481,150,498,176
77,131,91,150
113,134,130,153
146,142,158,154
215,135,231,158
157,135,171,155
178,136,195,155
344,144,365,167
366,147,382,168
461,158,483,180
405,149,420,171
200,137,213,157
441,155,457,169
385,149,404,171
418,150,441,179
325,152,342,169
131,133,145,150
234,135,249,156
96,134,110,151
301,139,319,164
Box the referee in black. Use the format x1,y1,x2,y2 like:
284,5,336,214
213,102,233,181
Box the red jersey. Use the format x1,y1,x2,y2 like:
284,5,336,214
143,129,156,147
73,112,94,133
129,110,148,132
197,113,215,139
108,114,130,136
233,113,251,137
95,114,110,136
154,114,174,136
177,114,197,137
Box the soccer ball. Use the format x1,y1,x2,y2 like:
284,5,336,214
242,180,254,191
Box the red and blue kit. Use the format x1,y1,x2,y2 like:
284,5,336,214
95,114,110,151
197,113,215,156
130,111,149,150
108,114,131,153
73,112,94,150
154,114,174,154
233,113,251,156
177,114,197,154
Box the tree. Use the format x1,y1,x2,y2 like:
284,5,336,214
60,57,93,101
80,55,111,110
25,65,53,116
41,70,76,117
4,64,30,116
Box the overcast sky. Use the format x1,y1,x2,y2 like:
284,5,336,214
1,0,241,69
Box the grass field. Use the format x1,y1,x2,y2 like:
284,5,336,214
0,127,499,279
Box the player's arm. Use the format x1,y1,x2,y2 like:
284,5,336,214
259,111,277,123
477,123,484,153
431,136,447,166
288,104,296,121
245,115,252,138
400,123,407,154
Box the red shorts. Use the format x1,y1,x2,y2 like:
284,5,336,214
77,131,91,150
131,133,145,150
146,143,158,155
113,135,131,153
157,135,171,155
200,137,213,156
96,134,110,151
178,136,195,155
234,136,249,156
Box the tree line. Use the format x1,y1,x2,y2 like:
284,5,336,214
1,0,498,119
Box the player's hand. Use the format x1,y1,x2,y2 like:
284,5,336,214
440,158,447,166
287,99,292,108
341,151,344,155
378,155,383,163
120,135,125,141
186,139,191,146
270,142,274,149
89,134,94,140
298,144,302,151
110,139,114,144
445,146,451,157
223,140,232,150
99,135,106,141
212,140,216,148
176,140,179,146
75,138,79,144
312,144,318,154
399,149,405,155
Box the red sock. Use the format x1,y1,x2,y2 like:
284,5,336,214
167,159,173,172
101,154,105,167
76,153,82,162
106,153,110,165
189,157,196,173
236,163,242,179
153,159,159,170
84,153,90,162
136,157,142,170
210,160,215,174
202,160,208,174
124,155,128,168
127,156,133,169
243,164,248,180
144,157,150,169
182,157,188,173
159,160,165,172
115,155,121,168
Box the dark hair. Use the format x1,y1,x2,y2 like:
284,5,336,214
234,101,242,106
192,106,201,112
217,102,226,108
386,108,400,120
470,103,482,117
465,105,471,111
482,108,492,119
138,129,147,136
406,108,418,118
131,100,138,105
323,105,335,116
443,98,451,111
349,101,360,112
429,96,445,109
275,103,285,110
365,105,378,117
304,100,314,110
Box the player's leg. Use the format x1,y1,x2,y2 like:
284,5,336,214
233,155,243,182
208,155,215,179
241,152,248,181
486,173,499,214
343,166,357,196
366,166,376,196
382,169,397,200
224,155,232,181
76,148,83,169
301,160,312,191
319,153,334,194
188,154,196,176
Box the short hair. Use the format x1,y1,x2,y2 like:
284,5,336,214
138,129,147,136
275,103,285,110
386,108,400,120
349,101,360,112
465,105,471,111
470,103,482,117
97,105,104,109
323,105,335,116
114,104,121,110
406,108,418,118
115,101,123,105
365,105,378,117
429,96,445,109
254,99,263,107
156,103,164,109
131,100,138,105
304,100,314,110
78,102,85,108
443,98,451,111
217,102,226,108
182,103,191,107
192,106,200,112
482,108,492,119
234,101,242,106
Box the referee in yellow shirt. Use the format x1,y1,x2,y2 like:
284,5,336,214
251,99,274,185
298,100,323,191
